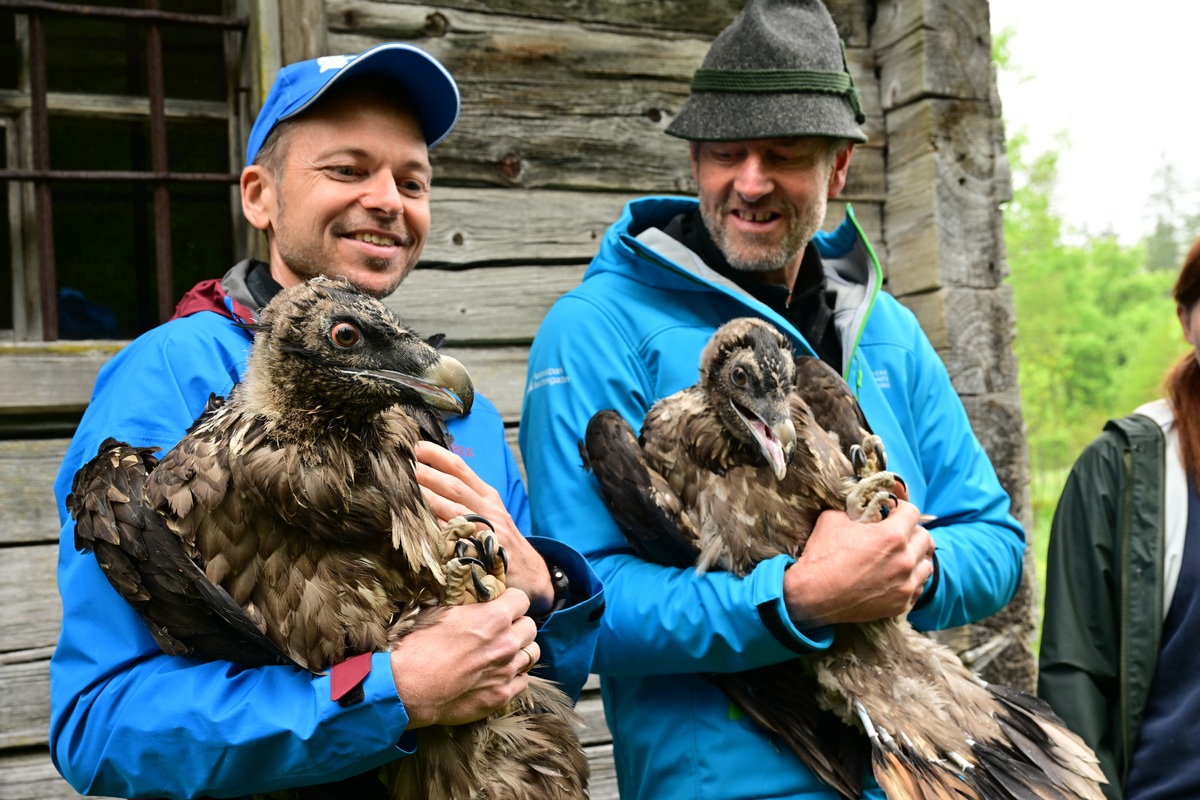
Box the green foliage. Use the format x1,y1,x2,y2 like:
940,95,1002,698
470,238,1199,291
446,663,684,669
1005,134,1186,476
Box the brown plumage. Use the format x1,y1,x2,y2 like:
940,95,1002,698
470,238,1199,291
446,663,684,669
581,317,1105,800
68,276,588,800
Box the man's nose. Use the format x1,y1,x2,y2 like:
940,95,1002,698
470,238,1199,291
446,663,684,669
361,172,403,216
733,154,773,202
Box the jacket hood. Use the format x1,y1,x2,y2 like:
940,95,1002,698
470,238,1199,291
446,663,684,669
170,259,261,324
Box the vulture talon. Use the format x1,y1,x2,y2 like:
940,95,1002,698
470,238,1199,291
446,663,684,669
462,513,494,531
850,444,866,476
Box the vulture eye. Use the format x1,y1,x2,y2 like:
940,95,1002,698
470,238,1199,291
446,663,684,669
329,322,362,349
730,365,749,388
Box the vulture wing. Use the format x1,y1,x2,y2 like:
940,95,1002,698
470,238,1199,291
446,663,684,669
68,436,297,668
793,354,874,453
581,408,702,569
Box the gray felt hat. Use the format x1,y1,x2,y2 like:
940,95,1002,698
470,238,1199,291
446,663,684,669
666,0,867,143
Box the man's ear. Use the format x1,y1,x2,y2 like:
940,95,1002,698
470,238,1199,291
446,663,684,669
241,165,274,232
826,143,855,199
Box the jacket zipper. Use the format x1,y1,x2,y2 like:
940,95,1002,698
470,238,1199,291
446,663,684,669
1118,443,1134,782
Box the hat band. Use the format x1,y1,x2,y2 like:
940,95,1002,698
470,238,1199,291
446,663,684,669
690,68,865,124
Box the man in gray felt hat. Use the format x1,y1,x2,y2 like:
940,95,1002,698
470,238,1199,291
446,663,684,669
521,0,1024,797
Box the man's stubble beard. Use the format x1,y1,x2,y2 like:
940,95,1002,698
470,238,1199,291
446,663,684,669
273,192,419,299
701,192,828,275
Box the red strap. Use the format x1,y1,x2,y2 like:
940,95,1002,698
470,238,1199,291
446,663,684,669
330,652,373,703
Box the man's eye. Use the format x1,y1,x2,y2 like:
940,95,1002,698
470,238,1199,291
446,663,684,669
330,322,361,348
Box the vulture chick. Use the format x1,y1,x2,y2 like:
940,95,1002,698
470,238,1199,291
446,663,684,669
581,317,1104,800
69,276,588,800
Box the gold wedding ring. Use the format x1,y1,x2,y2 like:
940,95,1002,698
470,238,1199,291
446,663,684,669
520,645,535,674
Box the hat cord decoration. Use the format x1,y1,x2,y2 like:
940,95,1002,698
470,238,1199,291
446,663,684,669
690,68,864,124
689,38,865,125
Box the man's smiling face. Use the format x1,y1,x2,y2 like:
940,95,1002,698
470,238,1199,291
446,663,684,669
250,87,433,299
691,137,849,287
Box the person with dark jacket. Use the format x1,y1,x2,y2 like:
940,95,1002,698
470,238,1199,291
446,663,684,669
1039,235,1200,799
49,43,602,799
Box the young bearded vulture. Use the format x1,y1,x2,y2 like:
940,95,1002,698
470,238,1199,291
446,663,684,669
581,317,1104,800
68,277,588,800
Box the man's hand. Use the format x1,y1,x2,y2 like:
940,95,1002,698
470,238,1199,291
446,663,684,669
414,441,555,614
783,499,935,627
391,588,540,729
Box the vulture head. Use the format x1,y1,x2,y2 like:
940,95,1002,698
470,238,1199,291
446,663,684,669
698,318,798,480
241,277,474,437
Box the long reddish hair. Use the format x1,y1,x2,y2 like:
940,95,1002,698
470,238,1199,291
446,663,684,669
1168,236,1200,483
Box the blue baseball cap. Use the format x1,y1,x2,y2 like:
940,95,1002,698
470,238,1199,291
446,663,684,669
244,42,461,167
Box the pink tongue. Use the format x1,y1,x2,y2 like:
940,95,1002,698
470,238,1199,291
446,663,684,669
752,420,784,469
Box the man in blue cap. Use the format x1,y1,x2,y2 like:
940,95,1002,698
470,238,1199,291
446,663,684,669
520,0,1024,797
49,43,602,799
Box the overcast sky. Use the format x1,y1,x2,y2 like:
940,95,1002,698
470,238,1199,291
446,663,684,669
988,0,1200,243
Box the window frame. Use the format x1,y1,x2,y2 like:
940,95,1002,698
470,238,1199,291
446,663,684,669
0,1,249,341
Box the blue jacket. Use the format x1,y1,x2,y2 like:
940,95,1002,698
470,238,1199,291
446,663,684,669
49,262,603,799
519,197,1025,800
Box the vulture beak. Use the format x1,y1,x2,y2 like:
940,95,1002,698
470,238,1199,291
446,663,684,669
344,354,475,416
733,402,797,480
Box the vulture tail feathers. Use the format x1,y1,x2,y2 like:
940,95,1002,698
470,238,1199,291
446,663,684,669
711,667,865,799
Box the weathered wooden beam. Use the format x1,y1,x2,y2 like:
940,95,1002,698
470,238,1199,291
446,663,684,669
897,285,1018,396
883,98,1005,295
331,0,744,38
0,544,59,654
0,439,65,546
0,661,51,750
279,0,328,62
873,0,994,107
0,748,110,800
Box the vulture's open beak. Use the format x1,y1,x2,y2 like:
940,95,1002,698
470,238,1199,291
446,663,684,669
734,402,797,480
344,354,475,416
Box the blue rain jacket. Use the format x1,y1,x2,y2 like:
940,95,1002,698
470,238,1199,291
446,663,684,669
519,197,1024,800
49,262,603,799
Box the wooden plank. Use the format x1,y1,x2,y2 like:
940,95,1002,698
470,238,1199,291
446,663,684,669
874,0,994,110
1,545,61,654
0,750,109,800
422,188,632,266
0,90,229,121
0,660,52,750
339,0,745,37
883,99,1004,295
280,0,329,63
959,390,1031,519
0,344,120,415
390,265,584,343
0,439,67,546
584,743,618,800
897,286,1018,397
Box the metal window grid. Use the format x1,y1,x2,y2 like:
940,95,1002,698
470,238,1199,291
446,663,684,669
0,0,247,340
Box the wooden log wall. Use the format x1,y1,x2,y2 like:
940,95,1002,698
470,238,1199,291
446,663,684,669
0,1,1030,798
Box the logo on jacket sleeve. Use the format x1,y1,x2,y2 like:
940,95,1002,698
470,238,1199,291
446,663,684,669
873,368,890,389
527,366,571,394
